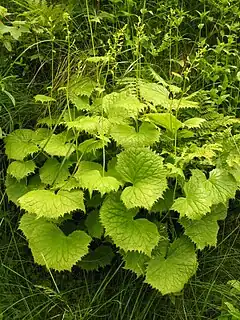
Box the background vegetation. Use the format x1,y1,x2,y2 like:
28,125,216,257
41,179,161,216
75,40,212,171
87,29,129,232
0,0,240,319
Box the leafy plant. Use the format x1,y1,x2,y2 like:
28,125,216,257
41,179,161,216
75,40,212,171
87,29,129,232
4,74,240,296
218,280,240,319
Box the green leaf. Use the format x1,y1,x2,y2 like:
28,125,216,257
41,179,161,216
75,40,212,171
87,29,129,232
39,158,69,186
0,6,8,17
151,189,174,213
19,189,85,219
40,133,75,157
205,169,237,205
180,212,221,250
183,118,206,128
7,160,36,181
106,158,125,186
172,170,212,220
69,76,96,97
19,214,91,271
100,193,159,256
225,302,240,318
70,95,90,111
110,122,160,148
37,117,59,127
34,95,56,103
4,129,39,160
168,98,199,110
66,116,111,135
145,237,198,295
116,148,168,210
103,91,145,121
146,113,183,134
75,161,120,196
211,203,228,220
85,210,104,238
54,177,80,191
122,251,149,277
78,138,109,154
139,81,169,107
5,175,29,205
78,245,114,271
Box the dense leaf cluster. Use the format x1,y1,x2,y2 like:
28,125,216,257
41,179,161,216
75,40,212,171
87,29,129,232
4,76,240,295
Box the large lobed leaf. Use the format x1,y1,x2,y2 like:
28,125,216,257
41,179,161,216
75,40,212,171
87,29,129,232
39,133,75,157
146,113,182,134
19,214,91,271
19,189,85,218
39,158,70,186
75,161,120,196
7,160,36,181
145,236,198,295
180,203,228,250
100,193,159,256
4,129,39,160
172,170,212,220
116,148,168,210
110,122,160,148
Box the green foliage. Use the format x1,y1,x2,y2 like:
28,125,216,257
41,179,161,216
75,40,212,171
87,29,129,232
100,193,159,256
172,170,212,220
116,148,168,210
180,204,228,250
78,246,114,271
4,129,39,160
39,158,70,186
7,160,36,181
18,189,85,219
75,161,120,196
122,251,149,277
4,72,240,292
145,237,198,295
2,0,240,300
110,122,160,148
19,214,91,271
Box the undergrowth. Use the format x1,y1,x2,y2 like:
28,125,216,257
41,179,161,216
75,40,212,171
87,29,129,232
0,0,240,319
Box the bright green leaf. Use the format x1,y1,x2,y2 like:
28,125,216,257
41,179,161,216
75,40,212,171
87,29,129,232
172,170,212,220
122,251,149,277
66,116,111,135
184,118,206,128
75,161,120,196
40,133,75,157
110,122,160,148
5,175,29,205
19,213,91,271
180,214,220,250
205,169,237,205
139,81,169,107
103,91,145,121
145,236,198,295
7,160,36,181
100,193,159,256
69,76,96,97
78,138,109,154
116,148,168,210
19,189,85,219
4,129,39,161
146,113,183,133
39,158,69,186
34,95,56,103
